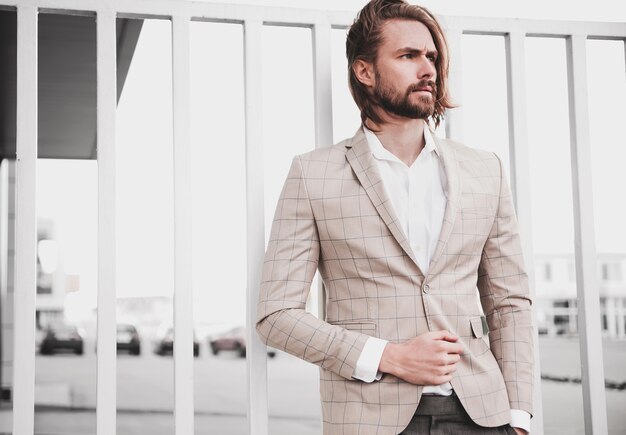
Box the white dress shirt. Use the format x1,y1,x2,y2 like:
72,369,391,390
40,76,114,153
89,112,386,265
351,125,530,433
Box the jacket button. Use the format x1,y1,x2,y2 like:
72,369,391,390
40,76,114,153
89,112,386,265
422,284,430,294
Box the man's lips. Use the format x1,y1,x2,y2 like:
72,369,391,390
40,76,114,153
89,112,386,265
409,81,436,94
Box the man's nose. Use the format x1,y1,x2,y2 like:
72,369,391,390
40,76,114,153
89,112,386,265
418,58,436,80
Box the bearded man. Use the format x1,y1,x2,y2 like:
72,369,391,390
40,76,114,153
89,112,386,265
256,1,534,433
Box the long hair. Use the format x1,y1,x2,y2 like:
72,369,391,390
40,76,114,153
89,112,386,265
346,0,454,127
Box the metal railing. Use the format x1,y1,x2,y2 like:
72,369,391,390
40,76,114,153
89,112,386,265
1,1,625,434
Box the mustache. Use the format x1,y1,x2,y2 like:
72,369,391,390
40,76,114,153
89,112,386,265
406,80,437,95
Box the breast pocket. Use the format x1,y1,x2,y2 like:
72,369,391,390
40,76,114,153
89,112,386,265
461,207,495,218
469,316,490,356
459,208,495,238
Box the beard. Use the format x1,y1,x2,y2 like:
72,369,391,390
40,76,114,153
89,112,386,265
373,70,436,120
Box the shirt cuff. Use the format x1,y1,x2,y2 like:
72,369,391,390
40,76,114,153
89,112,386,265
510,409,531,433
352,337,388,382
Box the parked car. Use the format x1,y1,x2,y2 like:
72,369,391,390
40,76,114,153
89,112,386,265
40,324,84,355
153,326,199,357
209,326,276,358
116,323,141,355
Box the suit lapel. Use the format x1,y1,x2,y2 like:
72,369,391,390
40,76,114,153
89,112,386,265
345,129,421,269
428,135,461,277
344,129,462,277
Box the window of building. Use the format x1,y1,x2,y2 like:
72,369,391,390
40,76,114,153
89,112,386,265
544,263,552,281
601,262,623,282
567,261,576,282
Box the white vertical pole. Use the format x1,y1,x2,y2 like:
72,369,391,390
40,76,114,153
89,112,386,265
312,20,334,149
444,27,464,141
0,160,8,335
13,6,37,435
312,19,333,321
566,34,608,435
172,15,194,435
505,30,544,435
96,9,117,435
244,18,268,435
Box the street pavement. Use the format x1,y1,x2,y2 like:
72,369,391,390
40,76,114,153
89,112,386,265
0,337,625,434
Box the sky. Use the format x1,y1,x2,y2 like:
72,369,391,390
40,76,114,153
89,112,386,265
236,0,626,22
35,1,626,325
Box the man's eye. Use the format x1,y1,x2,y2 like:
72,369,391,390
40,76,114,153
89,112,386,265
427,55,437,62
401,53,414,59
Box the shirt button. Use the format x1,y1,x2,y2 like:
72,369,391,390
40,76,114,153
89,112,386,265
422,283,430,294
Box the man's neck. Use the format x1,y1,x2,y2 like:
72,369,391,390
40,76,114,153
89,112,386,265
365,117,427,167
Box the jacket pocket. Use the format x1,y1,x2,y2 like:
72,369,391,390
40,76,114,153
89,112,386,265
469,316,490,355
470,317,485,338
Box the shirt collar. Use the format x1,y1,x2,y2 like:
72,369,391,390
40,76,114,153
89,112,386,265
363,124,439,165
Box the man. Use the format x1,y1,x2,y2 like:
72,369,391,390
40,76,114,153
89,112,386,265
256,1,534,434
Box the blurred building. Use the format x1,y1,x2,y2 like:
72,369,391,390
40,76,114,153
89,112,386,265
0,160,69,398
35,218,66,329
0,10,143,401
534,253,626,339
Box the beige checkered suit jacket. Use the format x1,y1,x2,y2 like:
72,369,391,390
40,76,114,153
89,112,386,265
256,128,533,435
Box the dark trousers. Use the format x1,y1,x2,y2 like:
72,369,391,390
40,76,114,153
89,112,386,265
400,394,516,435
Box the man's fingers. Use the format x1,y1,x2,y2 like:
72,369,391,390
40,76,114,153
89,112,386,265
434,374,453,385
439,340,463,355
447,353,461,364
432,330,459,342
436,355,460,368
451,343,463,355
445,363,458,374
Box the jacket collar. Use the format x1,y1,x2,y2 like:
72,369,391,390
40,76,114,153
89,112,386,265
345,127,460,277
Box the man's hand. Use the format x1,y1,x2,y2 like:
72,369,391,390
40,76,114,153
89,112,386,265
378,330,463,385
512,427,528,435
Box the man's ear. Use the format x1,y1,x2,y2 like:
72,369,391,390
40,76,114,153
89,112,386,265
353,59,375,88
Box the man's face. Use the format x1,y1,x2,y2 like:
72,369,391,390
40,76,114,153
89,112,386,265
371,19,438,120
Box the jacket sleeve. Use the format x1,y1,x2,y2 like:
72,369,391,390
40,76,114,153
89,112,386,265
477,153,534,416
256,155,370,380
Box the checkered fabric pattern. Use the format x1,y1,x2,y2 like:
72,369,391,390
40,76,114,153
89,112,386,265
256,128,533,435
